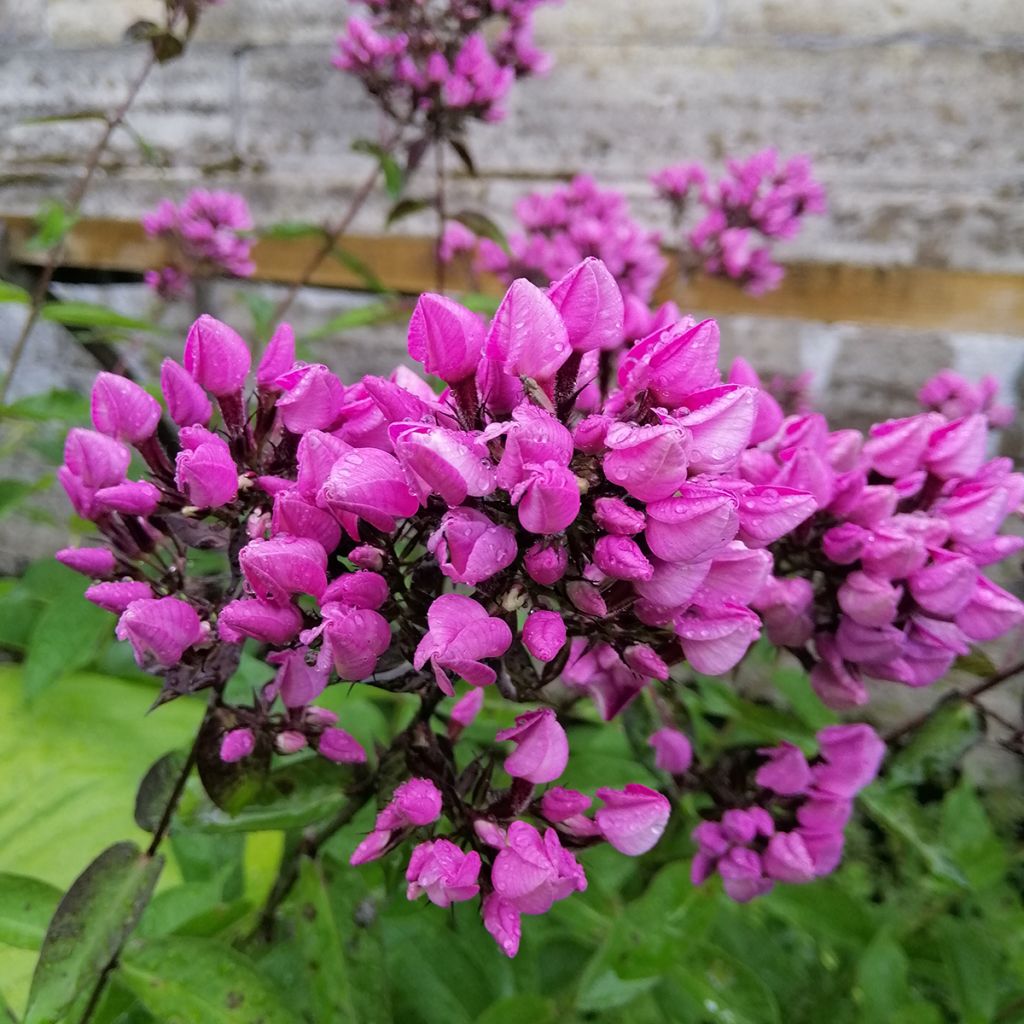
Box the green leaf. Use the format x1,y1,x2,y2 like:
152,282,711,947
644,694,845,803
293,858,391,1023
23,110,106,125
0,586,43,652
195,708,272,814
138,872,248,939
935,918,999,1024
352,140,404,199
260,221,327,241
385,198,431,227
855,930,909,1022
953,648,998,677
22,587,112,699
0,281,30,304
449,138,477,177
0,874,62,950
331,246,387,293
39,301,155,332
27,201,78,251
303,301,400,341
770,664,838,731
0,666,201,891
118,936,302,1023
886,700,980,787
860,788,969,889
940,780,1008,889
452,211,508,253
24,842,163,1024
0,478,48,519
134,751,190,833
0,389,89,424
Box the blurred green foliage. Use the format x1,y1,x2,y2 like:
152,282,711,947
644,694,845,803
0,611,1022,1023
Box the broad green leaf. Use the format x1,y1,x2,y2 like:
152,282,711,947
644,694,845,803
39,301,154,332
860,788,968,889
936,918,999,1024
22,588,112,699
0,478,51,519
770,664,837,730
138,871,248,939
953,648,998,677
25,842,163,1024
475,996,554,1024
134,751,190,833
0,874,62,950
0,666,201,890
182,757,353,834
118,936,302,1024
939,781,1007,889
293,858,391,1023
855,930,909,1022
0,281,30,304
663,946,782,1024
352,140,404,199
195,708,272,814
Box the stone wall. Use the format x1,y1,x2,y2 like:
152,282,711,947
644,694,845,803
1,0,1023,567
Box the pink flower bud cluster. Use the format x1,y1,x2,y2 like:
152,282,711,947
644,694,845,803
142,189,255,300
654,148,827,295
741,366,1024,706
457,174,666,305
349,707,670,957
333,0,555,133
692,724,884,901
55,256,1020,957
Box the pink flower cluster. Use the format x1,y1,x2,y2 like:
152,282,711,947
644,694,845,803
741,366,1024,705
333,0,555,134
349,707,670,957
54,256,1020,956
653,148,827,294
692,724,884,901
142,189,255,300
448,175,666,305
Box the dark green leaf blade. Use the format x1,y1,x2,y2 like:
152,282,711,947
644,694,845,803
352,139,404,199
118,936,302,1023
39,301,155,332
0,873,62,950
24,842,162,1024
134,751,189,833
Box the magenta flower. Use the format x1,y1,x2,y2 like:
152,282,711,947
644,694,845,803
161,359,212,427
175,427,238,509
649,728,693,775
546,257,625,353
449,687,485,733
90,372,161,444
239,536,328,606
379,778,443,829
523,541,568,585
86,581,155,614
407,293,484,384
491,822,587,915
183,315,251,396
257,322,296,390
482,893,522,959
593,497,645,535
510,463,580,534
64,428,130,490
95,481,160,517
837,571,903,628
485,279,571,384
271,490,342,553
619,318,720,406
595,784,671,855
813,725,885,796
318,727,366,763
56,547,116,578
593,534,654,581
321,604,392,680
413,594,513,695
275,364,346,433
428,508,517,585
676,603,761,675
220,728,256,763
496,708,568,784
265,649,329,708
116,597,203,666
406,840,481,907
755,742,812,795
218,599,303,646
320,447,419,533
521,611,566,662
603,423,690,502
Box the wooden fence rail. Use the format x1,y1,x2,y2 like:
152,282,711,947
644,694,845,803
4,215,1023,335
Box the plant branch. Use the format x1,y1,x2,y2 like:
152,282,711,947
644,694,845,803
1,49,157,404
269,126,405,328
885,657,1024,744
